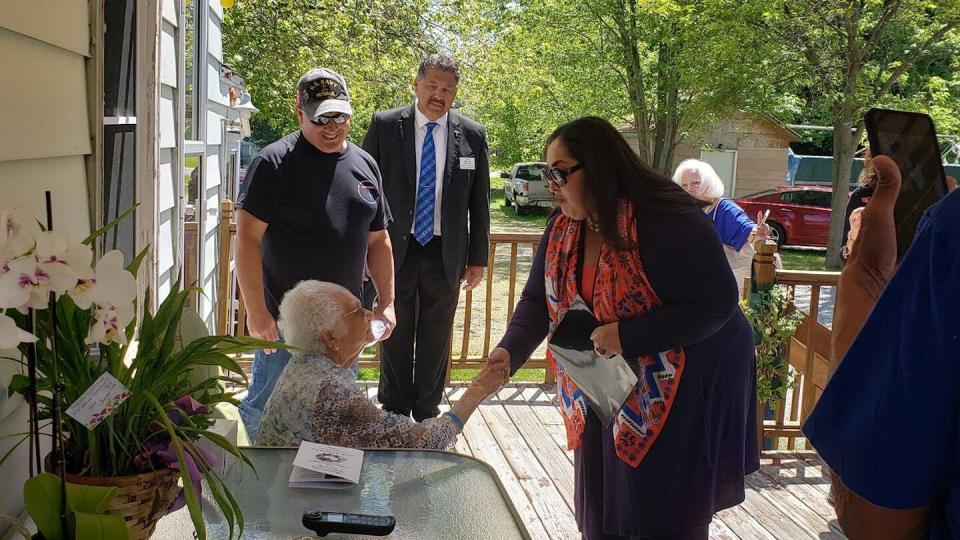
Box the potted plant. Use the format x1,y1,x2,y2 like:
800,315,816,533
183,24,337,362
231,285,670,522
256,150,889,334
741,282,806,449
0,205,276,539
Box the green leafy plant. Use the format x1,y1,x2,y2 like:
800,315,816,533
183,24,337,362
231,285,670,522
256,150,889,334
23,473,127,540
0,207,281,539
741,283,806,405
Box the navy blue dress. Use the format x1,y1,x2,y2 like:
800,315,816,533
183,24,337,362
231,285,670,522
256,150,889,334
803,190,960,539
499,207,759,538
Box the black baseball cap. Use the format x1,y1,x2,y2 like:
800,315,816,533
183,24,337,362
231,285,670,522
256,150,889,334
296,68,353,120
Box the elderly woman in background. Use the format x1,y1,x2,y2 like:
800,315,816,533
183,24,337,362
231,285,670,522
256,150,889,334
490,117,758,540
256,280,507,448
673,159,769,287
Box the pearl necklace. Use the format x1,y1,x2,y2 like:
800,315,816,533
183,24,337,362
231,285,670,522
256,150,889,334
585,218,600,233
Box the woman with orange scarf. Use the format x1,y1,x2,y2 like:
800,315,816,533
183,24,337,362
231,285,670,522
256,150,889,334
491,117,759,539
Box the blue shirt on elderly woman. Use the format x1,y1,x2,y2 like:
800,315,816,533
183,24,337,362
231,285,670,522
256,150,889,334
709,199,756,251
802,189,960,539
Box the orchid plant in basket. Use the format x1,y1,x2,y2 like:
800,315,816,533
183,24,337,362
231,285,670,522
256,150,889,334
0,206,277,540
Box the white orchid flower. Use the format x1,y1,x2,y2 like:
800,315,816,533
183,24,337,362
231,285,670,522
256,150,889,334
0,208,37,263
34,231,94,297
83,251,136,346
69,276,98,310
0,312,36,349
0,256,51,310
0,231,96,311
86,302,134,345
85,250,136,308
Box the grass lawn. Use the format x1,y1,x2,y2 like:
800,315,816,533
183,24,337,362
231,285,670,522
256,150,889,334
490,187,550,230
779,248,827,271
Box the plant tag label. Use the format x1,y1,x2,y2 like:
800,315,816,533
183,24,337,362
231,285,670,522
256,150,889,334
65,372,132,430
459,157,476,170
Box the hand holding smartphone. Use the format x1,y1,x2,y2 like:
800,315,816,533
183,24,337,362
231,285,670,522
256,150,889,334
863,108,949,259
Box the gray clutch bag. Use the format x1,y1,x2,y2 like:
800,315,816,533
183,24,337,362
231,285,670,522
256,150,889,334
547,295,638,426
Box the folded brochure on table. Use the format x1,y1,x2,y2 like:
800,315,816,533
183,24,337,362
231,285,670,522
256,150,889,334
547,294,639,427
289,441,364,488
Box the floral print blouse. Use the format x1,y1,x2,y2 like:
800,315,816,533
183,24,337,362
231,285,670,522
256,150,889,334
255,353,460,449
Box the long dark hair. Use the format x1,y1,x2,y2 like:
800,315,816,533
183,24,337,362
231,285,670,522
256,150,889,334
545,116,705,250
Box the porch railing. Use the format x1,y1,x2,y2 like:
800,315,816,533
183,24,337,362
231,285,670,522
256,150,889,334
211,199,549,379
212,200,838,451
751,242,838,451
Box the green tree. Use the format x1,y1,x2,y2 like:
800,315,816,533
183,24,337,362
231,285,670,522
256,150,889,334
458,1,628,168
743,0,960,268
459,0,796,173
223,0,438,144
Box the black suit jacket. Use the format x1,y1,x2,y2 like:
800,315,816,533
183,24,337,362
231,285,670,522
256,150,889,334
362,104,490,287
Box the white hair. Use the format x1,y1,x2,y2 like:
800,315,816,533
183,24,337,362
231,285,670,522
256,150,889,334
672,159,726,201
277,280,346,355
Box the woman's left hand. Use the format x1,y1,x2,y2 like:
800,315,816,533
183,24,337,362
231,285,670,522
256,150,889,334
590,322,622,357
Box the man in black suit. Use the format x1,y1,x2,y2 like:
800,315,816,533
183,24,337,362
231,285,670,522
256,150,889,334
362,55,490,421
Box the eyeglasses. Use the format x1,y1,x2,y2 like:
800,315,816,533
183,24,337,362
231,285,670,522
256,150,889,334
312,113,350,126
542,164,583,188
335,303,367,325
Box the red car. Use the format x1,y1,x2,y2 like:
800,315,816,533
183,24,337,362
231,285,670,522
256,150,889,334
734,186,835,247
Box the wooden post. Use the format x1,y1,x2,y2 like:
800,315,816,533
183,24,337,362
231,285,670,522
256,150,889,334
752,239,778,287
752,239,778,452
800,284,820,450
482,243,497,356
236,292,247,337
506,243,519,322
460,289,473,361
183,222,199,309
445,326,455,385
216,199,235,336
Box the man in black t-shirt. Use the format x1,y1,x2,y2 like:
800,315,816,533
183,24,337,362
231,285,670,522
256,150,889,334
235,68,396,440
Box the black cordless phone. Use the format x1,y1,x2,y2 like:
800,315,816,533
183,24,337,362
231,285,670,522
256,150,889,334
302,510,396,537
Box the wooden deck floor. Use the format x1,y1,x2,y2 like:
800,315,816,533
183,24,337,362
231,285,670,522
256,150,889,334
360,382,844,540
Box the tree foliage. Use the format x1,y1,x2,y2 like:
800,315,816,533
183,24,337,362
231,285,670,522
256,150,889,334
461,0,798,171
741,0,960,267
224,0,960,208
223,0,439,143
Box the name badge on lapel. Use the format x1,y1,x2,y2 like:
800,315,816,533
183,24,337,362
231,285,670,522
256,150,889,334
459,157,476,170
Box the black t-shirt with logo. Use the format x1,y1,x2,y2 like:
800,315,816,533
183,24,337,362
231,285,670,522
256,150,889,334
237,132,391,318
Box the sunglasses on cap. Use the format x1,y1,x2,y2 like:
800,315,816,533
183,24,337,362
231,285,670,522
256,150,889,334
542,164,583,188
311,113,350,126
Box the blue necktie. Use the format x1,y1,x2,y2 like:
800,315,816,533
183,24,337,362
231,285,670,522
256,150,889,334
414,122,438,246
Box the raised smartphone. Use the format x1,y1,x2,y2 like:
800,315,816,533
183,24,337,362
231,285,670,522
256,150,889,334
864,108,948,258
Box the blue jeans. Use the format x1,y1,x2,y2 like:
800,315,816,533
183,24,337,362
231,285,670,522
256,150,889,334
239,346,359,442
239,347,291,442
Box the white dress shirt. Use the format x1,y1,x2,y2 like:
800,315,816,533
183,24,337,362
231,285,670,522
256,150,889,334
412,102,447,236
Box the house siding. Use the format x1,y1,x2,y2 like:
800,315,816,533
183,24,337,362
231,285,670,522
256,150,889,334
0,4,92,532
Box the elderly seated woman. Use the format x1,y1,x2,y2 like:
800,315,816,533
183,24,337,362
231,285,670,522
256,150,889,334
255,280,508,448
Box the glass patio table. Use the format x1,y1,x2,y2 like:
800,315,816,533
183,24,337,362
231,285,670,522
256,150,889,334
152,447,531,539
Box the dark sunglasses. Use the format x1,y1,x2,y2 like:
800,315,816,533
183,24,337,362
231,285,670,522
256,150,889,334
542,164,583,187
312,113,350,126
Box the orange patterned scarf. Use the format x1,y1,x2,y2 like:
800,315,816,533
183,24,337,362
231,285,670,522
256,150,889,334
545,199,686,467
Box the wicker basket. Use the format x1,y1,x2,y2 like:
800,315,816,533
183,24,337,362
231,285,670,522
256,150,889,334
45,456,181,540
